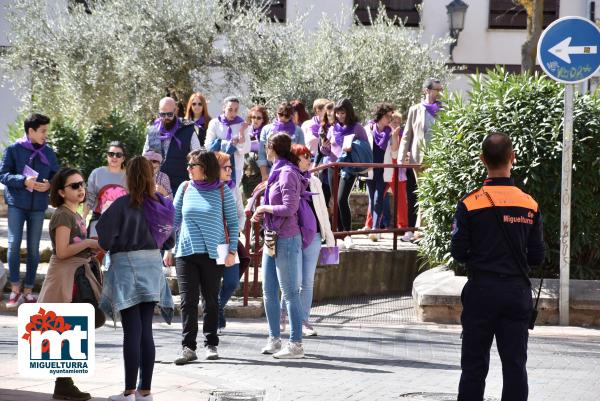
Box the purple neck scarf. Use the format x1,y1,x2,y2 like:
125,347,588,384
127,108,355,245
154,118,182,149
369,121,391,151
272,120,296,139
191,179,222,191
218,115,245,141
332,122,355,146
194,116,205,128
422,100,442,118
310,116,325,136
142,193,175,248
16,135,49,166
252,126,262,140
225,179,236,189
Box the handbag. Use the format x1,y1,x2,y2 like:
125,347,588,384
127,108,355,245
216,184,240,265
483,190,543,330
264,229,278,257
72,261,106,329
319,246,340,265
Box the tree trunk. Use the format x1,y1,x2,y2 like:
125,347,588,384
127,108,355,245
519,0,544,73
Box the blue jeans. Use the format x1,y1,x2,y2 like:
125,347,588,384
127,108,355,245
218,263,240,328
366,169,386,229
262,234,303,342
7,206,45,288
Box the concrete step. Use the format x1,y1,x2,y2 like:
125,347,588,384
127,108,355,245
0,293,264,319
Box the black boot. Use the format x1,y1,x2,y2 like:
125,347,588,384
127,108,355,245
53,377,91,401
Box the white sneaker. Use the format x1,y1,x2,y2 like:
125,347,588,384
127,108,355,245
400,231,414,242
205,345,219,360
135,391,153,401
273,341,304,359
174,346,197,365
302,322,318,337
261,337,282,354
109,393,135,401
343,236,354,249
368,233,380,242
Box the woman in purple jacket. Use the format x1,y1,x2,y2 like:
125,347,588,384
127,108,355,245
251,133,308,359
320,99,368,249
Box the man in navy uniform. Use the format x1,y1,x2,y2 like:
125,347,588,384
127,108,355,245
451,132,545,401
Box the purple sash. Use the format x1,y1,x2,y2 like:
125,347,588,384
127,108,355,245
332,122,355,146
154,118,182,149
272,120,296,139
142,194,175,248
369,121,391,151
422,101,442,118
191,179,222,191
218,115,245,141
16,135,49,166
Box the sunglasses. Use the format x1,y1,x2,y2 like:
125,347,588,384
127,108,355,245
64,181,85,190
250,115,263,120
221,165,233,171
277,112,290,118
107,151,124,158
158,111,175,118
187,163,201,169
191,102,202,106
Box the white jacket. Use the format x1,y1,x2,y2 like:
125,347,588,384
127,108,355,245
308,175,336,247
205,118,252,188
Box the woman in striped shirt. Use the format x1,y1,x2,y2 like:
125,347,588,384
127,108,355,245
164,149,239,364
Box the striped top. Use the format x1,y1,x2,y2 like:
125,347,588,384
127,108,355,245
173,181,239,259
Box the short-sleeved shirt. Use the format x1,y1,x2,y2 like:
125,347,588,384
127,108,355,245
50,205,91,258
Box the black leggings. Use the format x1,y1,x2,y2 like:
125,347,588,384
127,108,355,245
120,302,156,391
336,172,357,232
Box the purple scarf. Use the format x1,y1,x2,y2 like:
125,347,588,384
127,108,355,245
218,115,245,141
272,120,296,139
252,125,262,140
16,135,49,166
153,118,182,149
332,122,355,146
142,193,175,248
194,116,205,128
369,121,391,151
422,101,442,118
191,179,222,191
225,179,236,190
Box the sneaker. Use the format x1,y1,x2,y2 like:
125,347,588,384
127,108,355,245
261,337,282,354
23,293,37,303
279,313,287,333
368,233,380,242
205,345,219,360
343,236,354,249
273,341,304,359
302,322,318,337
400,231,414,242
53,377,91,401
174,346,197,365
6,292,22,309
135,391,153,401
108,393,135,401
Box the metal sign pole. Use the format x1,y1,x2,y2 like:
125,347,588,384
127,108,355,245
559,84,574,326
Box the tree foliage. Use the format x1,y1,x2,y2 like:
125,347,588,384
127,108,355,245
419,68,600,279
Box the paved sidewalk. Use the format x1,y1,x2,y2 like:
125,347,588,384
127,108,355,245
1,308,599,401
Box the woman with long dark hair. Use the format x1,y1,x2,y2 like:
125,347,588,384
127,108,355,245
252,133,311,358
97,156,175,401
320,98,368,249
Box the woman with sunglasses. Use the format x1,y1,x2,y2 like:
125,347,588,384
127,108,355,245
184,92,211,147
83,141,127,238
257,102,305,181
252,133,311,359
96,157,175,401
164,149,239,364
38,167,101,401
241,106,267,199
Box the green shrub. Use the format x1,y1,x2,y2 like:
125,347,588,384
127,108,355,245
419,68,600,279
48,118,84,168
80,110,146,178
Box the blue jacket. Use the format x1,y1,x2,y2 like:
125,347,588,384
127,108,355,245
337,139,373,177
0,142,60,211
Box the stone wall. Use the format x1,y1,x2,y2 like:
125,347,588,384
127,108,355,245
0,187,6,217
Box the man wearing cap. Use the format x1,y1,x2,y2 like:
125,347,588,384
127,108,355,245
143,149,172,199
143,97,200,194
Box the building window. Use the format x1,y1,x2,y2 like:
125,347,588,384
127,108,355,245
354,0,422,27
488,0,559,29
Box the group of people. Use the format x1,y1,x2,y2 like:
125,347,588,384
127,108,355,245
0,78,447,401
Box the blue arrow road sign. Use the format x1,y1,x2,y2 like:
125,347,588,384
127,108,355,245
538,16,600,83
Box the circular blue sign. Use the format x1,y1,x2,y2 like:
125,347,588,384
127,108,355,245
538,16,600,83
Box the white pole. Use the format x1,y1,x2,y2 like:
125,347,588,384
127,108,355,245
559,84,574,326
